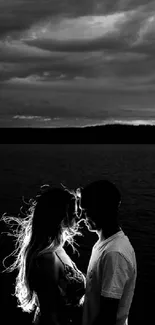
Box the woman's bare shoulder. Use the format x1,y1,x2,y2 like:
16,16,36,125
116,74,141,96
36,250,59,280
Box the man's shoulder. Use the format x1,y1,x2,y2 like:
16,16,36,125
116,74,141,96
101,241,136,271
107,233,135,254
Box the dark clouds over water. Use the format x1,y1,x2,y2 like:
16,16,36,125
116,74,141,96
1,1,155,126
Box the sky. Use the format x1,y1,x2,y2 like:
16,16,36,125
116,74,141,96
1,0,155,126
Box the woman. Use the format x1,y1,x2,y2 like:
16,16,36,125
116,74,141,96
2,184,86,325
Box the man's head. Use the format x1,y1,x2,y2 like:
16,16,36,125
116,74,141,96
80,180,121,233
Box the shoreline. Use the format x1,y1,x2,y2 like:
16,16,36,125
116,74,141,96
1,124,155,143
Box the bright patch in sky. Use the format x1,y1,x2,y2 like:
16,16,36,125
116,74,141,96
23,13,126,42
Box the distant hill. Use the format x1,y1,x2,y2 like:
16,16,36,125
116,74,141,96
0,124,155,143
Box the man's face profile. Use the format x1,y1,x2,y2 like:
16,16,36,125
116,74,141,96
83,209,97,232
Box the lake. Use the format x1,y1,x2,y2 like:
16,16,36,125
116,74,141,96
0,143,155,324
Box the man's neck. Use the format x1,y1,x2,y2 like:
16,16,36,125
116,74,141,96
96,226,121,241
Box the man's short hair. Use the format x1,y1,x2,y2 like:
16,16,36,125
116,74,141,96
81,180,121,217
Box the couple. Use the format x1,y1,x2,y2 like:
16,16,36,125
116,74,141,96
2,180,137,325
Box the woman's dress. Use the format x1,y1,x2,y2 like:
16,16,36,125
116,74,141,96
32,250,86,325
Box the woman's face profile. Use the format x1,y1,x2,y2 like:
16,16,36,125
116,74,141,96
84,217,97,232
76,197,83,220
65,196,80,227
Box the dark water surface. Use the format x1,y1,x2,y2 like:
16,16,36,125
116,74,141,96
0,144,155,324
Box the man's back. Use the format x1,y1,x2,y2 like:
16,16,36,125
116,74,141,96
82,230,137,325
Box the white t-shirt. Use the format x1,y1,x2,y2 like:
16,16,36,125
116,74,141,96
82,230,137,325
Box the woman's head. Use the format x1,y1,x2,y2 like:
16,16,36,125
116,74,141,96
30,184,81,250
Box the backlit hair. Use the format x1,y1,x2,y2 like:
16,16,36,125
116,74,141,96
1,184,82,314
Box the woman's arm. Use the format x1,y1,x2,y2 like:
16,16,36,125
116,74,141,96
35,252,63,325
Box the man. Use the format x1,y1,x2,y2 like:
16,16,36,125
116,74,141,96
80,180,137,325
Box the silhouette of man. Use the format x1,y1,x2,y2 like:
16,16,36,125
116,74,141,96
81,180,137,325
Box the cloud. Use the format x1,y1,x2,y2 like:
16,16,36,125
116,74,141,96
22,13,128,52
0,0,120,37
10,75,44,83
0,0,72,36
0,0,154,40
23,13,126,41
1,1,155,90
131,13,155,47
0,39,53,62
20,7,155,55
0,48,148,83
5,71,155,93
2,1,155,127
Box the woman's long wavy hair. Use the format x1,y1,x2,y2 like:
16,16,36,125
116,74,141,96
1,184,82,314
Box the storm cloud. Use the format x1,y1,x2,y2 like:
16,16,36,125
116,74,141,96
1,0,155,125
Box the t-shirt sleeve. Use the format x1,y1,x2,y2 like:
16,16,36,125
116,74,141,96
100,251,129,299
